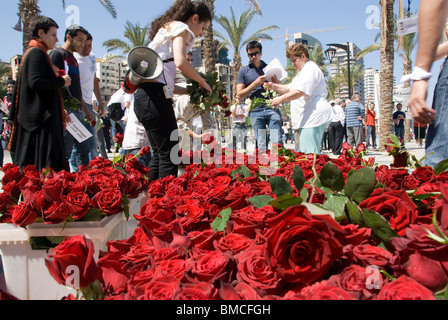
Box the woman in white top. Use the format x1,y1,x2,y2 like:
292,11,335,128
131,0,212,181
268,43,334,154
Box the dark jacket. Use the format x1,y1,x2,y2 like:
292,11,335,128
12,47,65,132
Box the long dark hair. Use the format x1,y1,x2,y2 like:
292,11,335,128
149,0,212,40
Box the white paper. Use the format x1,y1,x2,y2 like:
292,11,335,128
66,113,93,143
0,102,9,116
263,58,288,82
397,15,418,36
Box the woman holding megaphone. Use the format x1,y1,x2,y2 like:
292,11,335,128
125,0,212,181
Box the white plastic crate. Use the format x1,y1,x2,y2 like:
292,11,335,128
0,213,127,300
126,192,148,238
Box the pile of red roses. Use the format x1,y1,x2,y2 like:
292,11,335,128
43,143,448,300
0,156,150,228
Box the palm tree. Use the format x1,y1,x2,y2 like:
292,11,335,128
16,0,117,53
334,64,365,97
213,7,278,99
379,0,396,152
201,0,262,73
103,21,151,60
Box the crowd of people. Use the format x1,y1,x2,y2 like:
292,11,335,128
1,0,446,179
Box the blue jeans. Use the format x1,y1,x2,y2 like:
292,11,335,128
70,104,99,170
426,56,448,167
366,125,377,148
233,122,247,150
65,109,91,172
395,126,405,144
249,108,282,152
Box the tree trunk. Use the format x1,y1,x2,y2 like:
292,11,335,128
232,53,242,102
379,0,395,151
202,0,216,73
19,0,41,53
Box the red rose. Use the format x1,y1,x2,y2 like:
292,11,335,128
265,205,345,285
403,166,436,190
65,192,90,220
327,264,384,299
214,233,254,254
375,275,436,300
350,244,394,268
42,201,70,224
91,188,123,216
1,164,23,186
187,229,221,251
153,259,191,281
235,244,285,296
175,203,206,232
143,276,181,300
375,166,409,190
97,252,130,295
45,235,99,289
191,249,234,283
113,133,124,145
404,252,448,292
176,282,218,300
359,189,418,236
138,146,151,157
10,202,38,228
300,280,357,300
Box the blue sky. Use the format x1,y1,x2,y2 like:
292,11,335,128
0,0,441,97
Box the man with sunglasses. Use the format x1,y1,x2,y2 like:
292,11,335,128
237,41,282,153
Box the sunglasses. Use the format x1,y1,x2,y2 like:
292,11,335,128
248,52,261,58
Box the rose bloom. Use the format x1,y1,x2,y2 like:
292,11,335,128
64,192,90,220
300,280,357,300
350,244,395,268
176,282,218,300
153,259,192,281
142,276,181,300
359,189,418,236
45,235,99,289
265,205,345,285
375,166,409,190
10,202,38,228
235,244,285,296
91,188,124,216
403,166,436,190
42,201,70,224
41,178,64,202
191,250,234,283
375,275,436,300
214,233,254,255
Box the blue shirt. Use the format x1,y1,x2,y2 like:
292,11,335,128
345,101,365,127
237,61,268,111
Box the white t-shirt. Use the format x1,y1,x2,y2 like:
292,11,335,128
230,103,249,123
122,101,150,150
74,52,97,104
289,61,334,129
149,21,196,90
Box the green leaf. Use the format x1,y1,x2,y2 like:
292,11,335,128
435,283,448,300
434,159,448,175
344,167,376,203
389,134,402,147
292,165,305,192
269,176,293,197
345,200,363,225
269,194,302,211
247,195,275,208
302,203,335,220
122,195,130,221
80,208,105,221
300,187,309,202
211,208,232,233
241,165,253,178
361,209,398,244
319,162,345,192
324,195,349,221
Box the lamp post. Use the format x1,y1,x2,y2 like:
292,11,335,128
325,42,352,99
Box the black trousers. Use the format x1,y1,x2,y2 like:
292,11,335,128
328,121,345,155
134,82,178,181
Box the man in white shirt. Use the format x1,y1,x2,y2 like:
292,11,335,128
230,95,249,151
73,32,105,160
328,98,345,155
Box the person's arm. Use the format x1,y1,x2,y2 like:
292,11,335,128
236,76,267,100
435,41,448,61
270,89,304,107
172,33,211,94
408,0,448,124
93,76,105,117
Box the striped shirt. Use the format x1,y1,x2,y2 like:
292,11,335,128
345,101,365,127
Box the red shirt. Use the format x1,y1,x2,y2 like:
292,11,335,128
366,108,376,126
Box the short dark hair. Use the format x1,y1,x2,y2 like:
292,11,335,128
246,41,262,53
65,24,89,40
86,32,93,41
30,16,59,39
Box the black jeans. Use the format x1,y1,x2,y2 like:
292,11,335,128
328,121,345,155
134,83,178,181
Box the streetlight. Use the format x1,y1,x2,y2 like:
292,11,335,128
325,42,352,98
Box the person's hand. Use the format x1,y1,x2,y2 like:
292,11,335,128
97,102,106,117
254,75,267,87
408,80,437,124
271,74,280,84
200,79,212,94
82,103,94,123
62,75,71,86
270,96,284,108
63,110,71,130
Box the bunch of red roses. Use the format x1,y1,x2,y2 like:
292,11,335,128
0,156,150,228
43,146,448,300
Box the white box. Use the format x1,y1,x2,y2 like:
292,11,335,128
0,213,127,300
